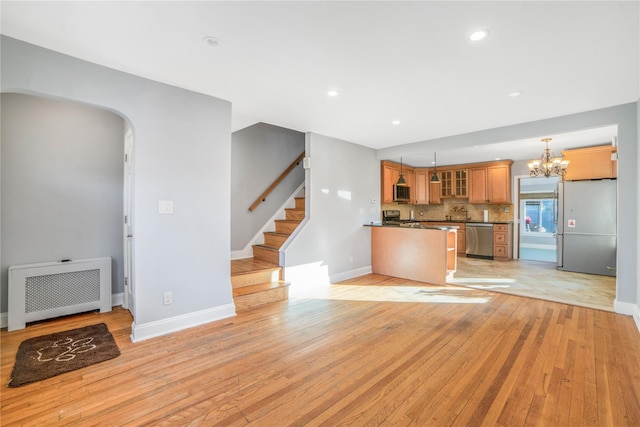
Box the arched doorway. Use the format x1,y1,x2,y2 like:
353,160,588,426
1,92,134,322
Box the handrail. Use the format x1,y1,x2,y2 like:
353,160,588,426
249,151,305,212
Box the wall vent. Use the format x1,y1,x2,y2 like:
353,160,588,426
8,257,112,331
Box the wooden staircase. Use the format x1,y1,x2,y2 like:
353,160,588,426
231,196,305,311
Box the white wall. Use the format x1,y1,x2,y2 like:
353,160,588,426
378,104,638,310
231,123,305,251
284,133,380,292
637,97,640,330
1,36,234,340
1,93,125,312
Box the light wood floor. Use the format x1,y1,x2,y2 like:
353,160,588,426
2,276,640,426
451,257,616,312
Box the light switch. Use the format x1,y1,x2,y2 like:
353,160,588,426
159,200,174,214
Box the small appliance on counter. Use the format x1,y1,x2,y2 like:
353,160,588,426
382,210,416,225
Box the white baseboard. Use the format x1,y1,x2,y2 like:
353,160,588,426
130,303,236,342
231,248,253,260
330,266,372,283
634,306,640,334
613,299,636,316
520,243,556,250
0,293,125,329
112,292,123,308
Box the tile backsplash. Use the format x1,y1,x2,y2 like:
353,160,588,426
382,199,513,222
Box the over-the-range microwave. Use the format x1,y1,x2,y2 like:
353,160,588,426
393,184,411,203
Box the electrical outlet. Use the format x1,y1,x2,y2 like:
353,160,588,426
349,255,354,263
163,292,172,305
504,206,510,212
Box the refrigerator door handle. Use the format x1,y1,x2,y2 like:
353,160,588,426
556,234,563,268
556,182,564,235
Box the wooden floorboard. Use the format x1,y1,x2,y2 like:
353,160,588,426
2,275,640,426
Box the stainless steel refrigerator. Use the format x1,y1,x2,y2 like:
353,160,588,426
556,179,616,276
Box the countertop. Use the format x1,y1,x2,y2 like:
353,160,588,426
409,219,514,225
365,223,458,230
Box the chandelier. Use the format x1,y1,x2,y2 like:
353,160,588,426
527,138,569,178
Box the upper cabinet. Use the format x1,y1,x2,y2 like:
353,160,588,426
414,168,430,204
487,164,511,204
561,145,617,181
468,161,513,204
382,161,400,203
381,159,511,205
468,167,487,203
381,160,414,203
429,170,442,205
440,169,467,198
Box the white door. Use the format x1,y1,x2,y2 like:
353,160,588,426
123,129,134,314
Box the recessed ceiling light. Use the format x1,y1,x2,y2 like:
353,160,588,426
470,29,489,41
509,91,522,97
392,120,401,125
327,90,338,97
202,36,220,47
495,157,501,161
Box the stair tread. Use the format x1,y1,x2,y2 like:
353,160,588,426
231,258,280,276
275,219,301,223
253,244,279,251
264,231,290,236
233,281,290,296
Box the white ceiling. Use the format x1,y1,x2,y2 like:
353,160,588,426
1,1,638,165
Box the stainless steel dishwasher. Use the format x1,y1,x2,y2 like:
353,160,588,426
466,223,494,259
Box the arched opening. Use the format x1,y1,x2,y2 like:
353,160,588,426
1,92,135,324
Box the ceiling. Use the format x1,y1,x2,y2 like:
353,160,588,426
1,1,638,165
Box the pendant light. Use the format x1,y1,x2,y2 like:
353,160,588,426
397,157,407,186
430,152,440,183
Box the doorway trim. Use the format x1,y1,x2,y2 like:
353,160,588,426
123,128,135,315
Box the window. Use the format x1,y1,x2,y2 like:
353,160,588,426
523,199,556,234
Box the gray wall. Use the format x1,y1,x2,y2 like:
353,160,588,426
1,36,233,336
378,103,638,306
284,133,380,290
1,93,124,312
231,123,304,250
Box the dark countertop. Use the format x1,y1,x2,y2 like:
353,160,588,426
365,223,459,230
417,219,514,225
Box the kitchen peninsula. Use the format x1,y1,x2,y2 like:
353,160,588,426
368,224,457,285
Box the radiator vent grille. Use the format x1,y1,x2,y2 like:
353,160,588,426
8,257,112,331
25,269,101,313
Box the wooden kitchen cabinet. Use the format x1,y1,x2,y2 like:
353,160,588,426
414,168,430,204
561,145,617,181
381,159,510,205
382,161,400,203
404,169,415,196
440,169,467,198
455,170,468,197
468,167,487,203
493,223,513,261
467,161,513,204
381,160,415,203
487,164,511,203
429,170,442,205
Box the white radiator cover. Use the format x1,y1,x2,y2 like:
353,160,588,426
8,257,112,331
